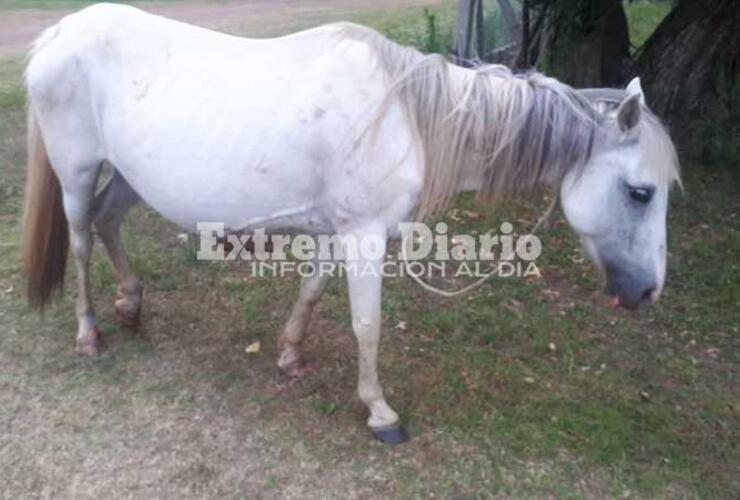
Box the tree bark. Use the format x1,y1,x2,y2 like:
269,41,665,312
515,0,546,70
636,0,740,157
515,0,530,69
538,0,630,87
454,0,484,66
497,0,521,45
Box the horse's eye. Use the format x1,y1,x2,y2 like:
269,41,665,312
628,186,653,204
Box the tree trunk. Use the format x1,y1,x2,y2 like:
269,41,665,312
636,0,740,158
497,0,521,45
515,0,547,70
538,0,630,87
454,0,484,66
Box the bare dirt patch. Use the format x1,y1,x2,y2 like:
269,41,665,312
0,0,440,58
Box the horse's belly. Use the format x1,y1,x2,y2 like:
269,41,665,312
99,58,346,231
112,149,332,233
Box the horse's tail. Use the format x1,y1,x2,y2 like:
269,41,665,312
22,102,69,309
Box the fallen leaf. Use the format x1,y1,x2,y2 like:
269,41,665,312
503,303,522,317
245,341,261,354
701,347,720,359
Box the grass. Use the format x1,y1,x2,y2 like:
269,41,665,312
625,0,673,49
1,1,739,498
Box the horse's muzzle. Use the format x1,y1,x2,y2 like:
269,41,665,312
604,267,657,310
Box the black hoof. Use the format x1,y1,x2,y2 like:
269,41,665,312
371,424,410,444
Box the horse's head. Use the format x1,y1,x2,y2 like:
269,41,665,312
561,78,680,310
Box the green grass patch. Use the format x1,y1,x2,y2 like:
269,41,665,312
625,0,672,49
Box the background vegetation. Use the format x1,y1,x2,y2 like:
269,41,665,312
455,0,740,165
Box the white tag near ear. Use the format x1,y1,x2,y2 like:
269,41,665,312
626,77,646,106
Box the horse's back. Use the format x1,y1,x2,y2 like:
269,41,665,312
26,4,421,233
26,3,354,97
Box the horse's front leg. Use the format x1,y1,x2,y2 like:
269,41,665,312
343,227,408,444
278,255,331,377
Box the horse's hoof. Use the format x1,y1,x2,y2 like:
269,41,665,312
279,357,311,379
371,424,410,445
75,327,104,357
115,298,141,328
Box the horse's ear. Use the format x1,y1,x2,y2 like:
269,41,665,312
625,77,646,106
617,93,641,133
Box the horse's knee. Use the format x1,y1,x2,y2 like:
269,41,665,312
68,225,93,259
351,315,378,339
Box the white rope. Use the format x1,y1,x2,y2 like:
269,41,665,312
402,193,559,297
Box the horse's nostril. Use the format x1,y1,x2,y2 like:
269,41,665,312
641,286,656,304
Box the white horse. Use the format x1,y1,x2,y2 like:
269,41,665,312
22,4,679,443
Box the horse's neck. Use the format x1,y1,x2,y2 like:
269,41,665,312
444,62,492,195
439,61,574,199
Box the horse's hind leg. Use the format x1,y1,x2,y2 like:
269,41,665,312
93,169,142,327
278,254,331,377
57,163,104,356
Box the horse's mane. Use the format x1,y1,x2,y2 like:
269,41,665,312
333,23,680,220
